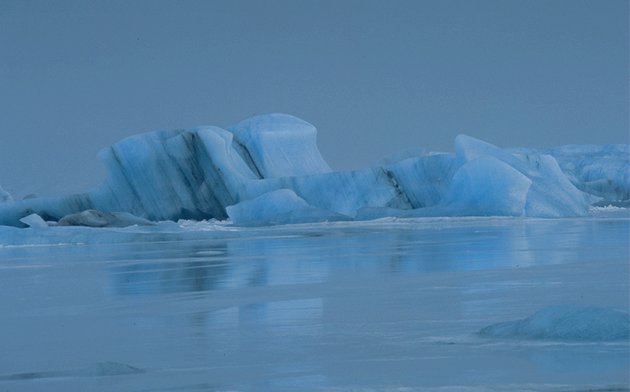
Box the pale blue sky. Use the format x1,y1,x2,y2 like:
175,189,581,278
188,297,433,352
1,0,628,197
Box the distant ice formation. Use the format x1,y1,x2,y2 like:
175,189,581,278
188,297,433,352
479,305,630,341
0,185,12,203
0,113,627,227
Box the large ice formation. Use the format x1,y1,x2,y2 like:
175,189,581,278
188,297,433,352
0,113,627,227
479,305,630,341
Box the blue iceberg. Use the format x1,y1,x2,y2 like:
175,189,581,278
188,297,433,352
0,113,627,227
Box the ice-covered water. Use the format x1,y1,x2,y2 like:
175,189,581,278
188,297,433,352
0,209,628,391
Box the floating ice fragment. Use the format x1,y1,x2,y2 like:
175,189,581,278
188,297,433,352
479,305,630,341
19,213,48,229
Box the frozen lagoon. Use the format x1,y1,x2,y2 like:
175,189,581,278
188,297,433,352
0,209,628,391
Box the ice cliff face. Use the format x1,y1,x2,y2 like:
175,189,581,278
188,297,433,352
0,113,627,227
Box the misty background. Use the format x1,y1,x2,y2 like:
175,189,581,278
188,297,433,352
1,0,627,198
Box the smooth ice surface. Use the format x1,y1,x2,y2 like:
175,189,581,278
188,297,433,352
0,210,627,391
479,305,630,341
228,113,332,178
453,135,591,217
440,155,532,216
0,114,627,227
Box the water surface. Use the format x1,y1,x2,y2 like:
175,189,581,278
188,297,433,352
0,212,628,391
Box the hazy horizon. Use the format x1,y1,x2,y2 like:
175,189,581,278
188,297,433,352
1,0,628,198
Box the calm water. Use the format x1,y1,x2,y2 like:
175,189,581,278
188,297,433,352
0,213,628,391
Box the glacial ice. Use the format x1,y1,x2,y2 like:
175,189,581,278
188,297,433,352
226,188,350,226
479,305,630,341
513,144,630,203
438,155,532,216
228,113,332,178
0,113,627,227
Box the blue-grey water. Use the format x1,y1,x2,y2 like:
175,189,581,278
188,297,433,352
0,212,628,391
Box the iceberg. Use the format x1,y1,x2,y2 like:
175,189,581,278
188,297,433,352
0,113,627,227
479,305,630,341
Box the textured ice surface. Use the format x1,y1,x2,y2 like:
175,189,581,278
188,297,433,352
513,144,630,203
479,305,630,341
0,114,626,227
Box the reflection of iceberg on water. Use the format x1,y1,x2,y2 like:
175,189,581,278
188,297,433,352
0,113,628,227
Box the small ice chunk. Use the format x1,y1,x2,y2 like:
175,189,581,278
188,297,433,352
19,213,48,229
479,305,630,341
